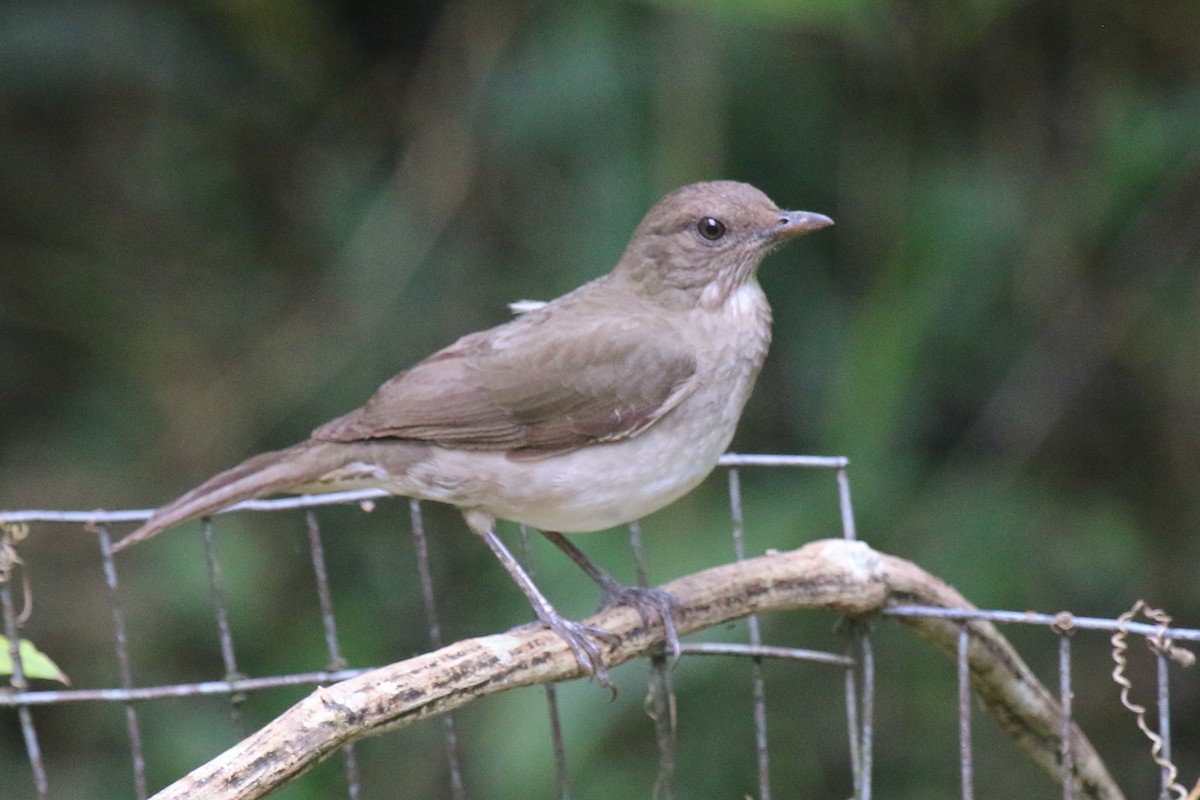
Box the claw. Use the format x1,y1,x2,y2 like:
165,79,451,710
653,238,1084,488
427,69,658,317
600,584,683,661
534,611,616,691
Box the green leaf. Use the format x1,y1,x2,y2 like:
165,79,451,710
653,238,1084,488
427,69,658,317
0,635,70,685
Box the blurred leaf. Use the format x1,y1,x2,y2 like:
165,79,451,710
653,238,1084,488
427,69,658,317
0,635,69,685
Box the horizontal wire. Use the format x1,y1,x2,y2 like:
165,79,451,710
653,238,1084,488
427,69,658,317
0,454,848,527
7,609,1191,707
0,668,372,707
0,489,391,526
720,453,849,469
680,642,855,667
885,605,1200,641
0,646,858,708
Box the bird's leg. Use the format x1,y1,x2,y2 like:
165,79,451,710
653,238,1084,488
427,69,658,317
462,511,614,688
539,530,682,661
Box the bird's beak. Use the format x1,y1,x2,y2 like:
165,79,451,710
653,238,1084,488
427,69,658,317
772,209,834,240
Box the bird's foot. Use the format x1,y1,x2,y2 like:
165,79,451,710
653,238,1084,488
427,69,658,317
598,583,683,662
533,610,618,691
534,530,683,662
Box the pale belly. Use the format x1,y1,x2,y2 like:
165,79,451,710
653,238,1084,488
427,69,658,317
405,406,739,532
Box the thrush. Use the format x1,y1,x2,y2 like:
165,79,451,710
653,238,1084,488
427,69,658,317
115,180,833,684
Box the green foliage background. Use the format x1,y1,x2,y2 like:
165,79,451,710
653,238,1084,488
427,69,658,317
2,0,1198,797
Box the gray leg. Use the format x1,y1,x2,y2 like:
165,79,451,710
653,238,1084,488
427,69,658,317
462,510,614,688
539,530,682,661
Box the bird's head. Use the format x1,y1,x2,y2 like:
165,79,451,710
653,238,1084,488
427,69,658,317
615,180,833,309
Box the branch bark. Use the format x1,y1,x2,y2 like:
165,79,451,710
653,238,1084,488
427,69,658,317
151,538,1123,800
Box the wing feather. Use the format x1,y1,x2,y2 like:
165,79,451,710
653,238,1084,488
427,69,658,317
312,307,696,460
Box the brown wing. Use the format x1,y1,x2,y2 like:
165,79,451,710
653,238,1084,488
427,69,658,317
312,310,697,460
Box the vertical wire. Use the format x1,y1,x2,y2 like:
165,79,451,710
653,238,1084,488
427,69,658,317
411,500,467,800
200,518,245,727
841,623,874,800
836,466,857,540
859,630,875,800
1156,649,1172,800
837,462,865,798
958,625,973,800
728,468,771,800
96,527,148,800
629,519,676,800
305,512,347,671
304,511,360,799
1058,631,1074,800
844,660,862,800
627,519,650,589
1,577,48,799
543,679,571,800
516,523,571,800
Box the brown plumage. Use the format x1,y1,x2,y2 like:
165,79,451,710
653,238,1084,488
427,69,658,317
114,180,832,683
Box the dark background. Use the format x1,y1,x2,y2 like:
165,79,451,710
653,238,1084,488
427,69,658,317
2,0,1198,797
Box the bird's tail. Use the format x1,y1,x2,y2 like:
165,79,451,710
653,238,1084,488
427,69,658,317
113,441,350,552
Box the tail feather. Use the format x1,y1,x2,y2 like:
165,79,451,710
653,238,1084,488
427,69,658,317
114,441,345,551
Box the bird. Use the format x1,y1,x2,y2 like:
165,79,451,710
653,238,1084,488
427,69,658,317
114,180,833,684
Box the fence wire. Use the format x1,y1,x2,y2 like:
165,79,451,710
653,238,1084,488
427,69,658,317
2,453,1197,800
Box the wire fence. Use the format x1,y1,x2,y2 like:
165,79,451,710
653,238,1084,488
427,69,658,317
2,453,1197,799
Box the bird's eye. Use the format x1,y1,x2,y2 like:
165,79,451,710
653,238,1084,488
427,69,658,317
697,216,727,241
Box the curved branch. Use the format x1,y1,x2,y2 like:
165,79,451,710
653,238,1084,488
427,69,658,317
151,539,1123,800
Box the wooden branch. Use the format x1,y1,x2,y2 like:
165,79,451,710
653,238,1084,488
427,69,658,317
151,539,1123,800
